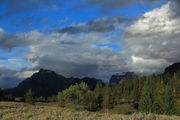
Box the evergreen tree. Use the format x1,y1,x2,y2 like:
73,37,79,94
112,86,119,105
102,85,114,109
163,85,175,115
0,88,3,101
25,89,35,105
139,78,155,113
94,82,103,109
84,91,98,111
132,78,141,101
153,81,165,114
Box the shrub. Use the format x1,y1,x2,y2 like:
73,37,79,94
24,89,35,105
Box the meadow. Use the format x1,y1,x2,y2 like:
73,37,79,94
0,102,180,120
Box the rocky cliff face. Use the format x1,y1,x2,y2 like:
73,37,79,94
109,72,137,85
109,74,124,85
6,69,102,97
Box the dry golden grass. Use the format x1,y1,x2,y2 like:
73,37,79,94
0,102,180,120
176,99,180,115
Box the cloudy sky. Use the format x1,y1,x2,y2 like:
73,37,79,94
0,0,180,88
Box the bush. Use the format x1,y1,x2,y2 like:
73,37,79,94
35,96,46,102
47,96,57,102
24,89,35,105
4,94,15,101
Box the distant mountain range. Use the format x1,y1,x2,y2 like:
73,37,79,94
5,69,102,97
109,62,180,85
4,62,180,97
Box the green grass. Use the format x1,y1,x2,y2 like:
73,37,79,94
0,102,180,120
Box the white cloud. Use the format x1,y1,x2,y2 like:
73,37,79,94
122,2,180,74
0,58,30,71
0,28,3,33
15,70,38,79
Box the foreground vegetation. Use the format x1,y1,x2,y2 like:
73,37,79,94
0,71,180,119
56,72,180,115
0,102,180,120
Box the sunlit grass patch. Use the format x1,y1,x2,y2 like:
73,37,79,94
0,102,180,120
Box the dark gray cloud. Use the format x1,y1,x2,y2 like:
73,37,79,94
83,0,164,12
0,30,24,49
0,0,164,17
169,0,180,17
0,67,21,89
0,29,42,49
0,0,60,17
57,16,132,34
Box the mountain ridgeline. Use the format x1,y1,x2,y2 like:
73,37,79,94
4,62,180,98
6,69,102,97
164,62,180,74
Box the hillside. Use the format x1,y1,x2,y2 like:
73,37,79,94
5,69,102,97
164,62,180,74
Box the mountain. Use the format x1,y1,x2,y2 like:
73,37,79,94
109,72,137,85
5,69,102,97
109,74,124,85
164,62,180,74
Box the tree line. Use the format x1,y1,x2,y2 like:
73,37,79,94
0,71,180,115
56,72,180,115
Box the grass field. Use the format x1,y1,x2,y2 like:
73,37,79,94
176,99,180,116
0,102,180,120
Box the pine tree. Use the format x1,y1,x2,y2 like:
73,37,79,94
102,85,113,109
84,91,98,111
139,78,155,113
163,85,175,115
94,82,103,109
25,89,35,105
132,78,141,101
153,81,165,114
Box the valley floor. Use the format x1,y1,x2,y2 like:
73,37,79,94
0,102,180,120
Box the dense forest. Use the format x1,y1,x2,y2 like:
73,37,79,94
56,72,180,115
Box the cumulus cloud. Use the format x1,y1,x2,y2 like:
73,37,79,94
122,2,180,74
15,70,38,79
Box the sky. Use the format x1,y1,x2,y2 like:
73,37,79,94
0,0,180,88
